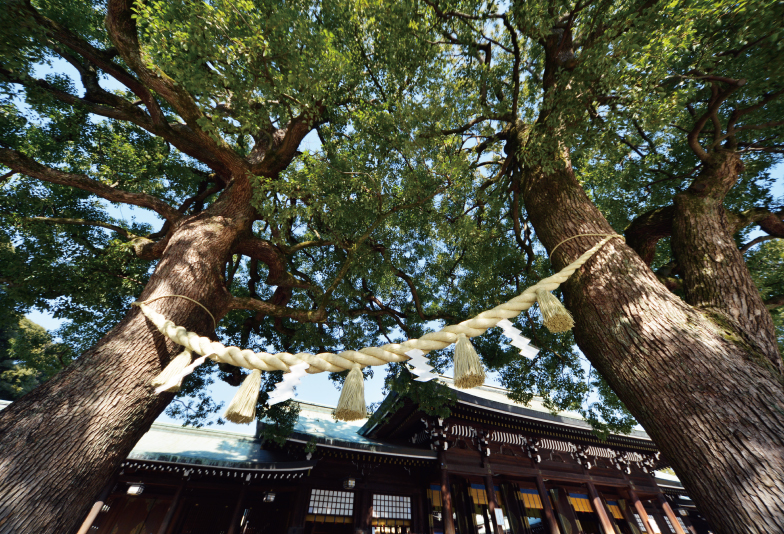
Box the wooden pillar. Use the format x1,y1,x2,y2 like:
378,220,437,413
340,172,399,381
158,478,187,534
439,450,456,534
75,478,116,534
227,484,248,534
363,485,375,532
291,482,311,532
484,473,504,534
617,498,641,534
416,490,427,534
552,486,580,534
586,482,615,534
656,495,686,534
627,488,654,533
535,476,561,534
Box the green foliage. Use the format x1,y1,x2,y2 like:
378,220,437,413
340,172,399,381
260,402,302,446
0,0,781,440
0,316,72,400
747,239,784,353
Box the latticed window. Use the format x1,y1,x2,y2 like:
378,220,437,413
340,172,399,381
372,494,411,529
516,487,545,531
306,489,354,525
676,516,689,532
633,513,648,532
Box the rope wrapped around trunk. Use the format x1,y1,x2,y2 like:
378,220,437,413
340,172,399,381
133,235,621,375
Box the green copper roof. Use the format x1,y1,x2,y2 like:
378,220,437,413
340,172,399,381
261,401,437,459
128,422,295,468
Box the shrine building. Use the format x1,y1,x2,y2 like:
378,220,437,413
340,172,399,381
65,378,714,534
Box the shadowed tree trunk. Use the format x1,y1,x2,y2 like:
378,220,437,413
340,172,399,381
519,146,784,534
672,151,781,370
508,25,784,533
0,178,256,534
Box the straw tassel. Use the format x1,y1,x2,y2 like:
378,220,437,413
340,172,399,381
535,288,574,333
333,365,366,421
151,349,193,391
224,369,262,424
453,333,485,389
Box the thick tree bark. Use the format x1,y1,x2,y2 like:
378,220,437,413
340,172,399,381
0,178,256,534
513,23,784,532
671,151,781,371
520,156,784,534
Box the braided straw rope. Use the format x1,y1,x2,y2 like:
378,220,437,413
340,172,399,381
135,235,621,375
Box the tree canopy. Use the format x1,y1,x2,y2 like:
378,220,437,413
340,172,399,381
3,0,780,433
1,0,783,531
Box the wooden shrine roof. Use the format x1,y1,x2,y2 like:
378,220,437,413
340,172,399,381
126,421,317,471
258,401,437,460
359,376,657,454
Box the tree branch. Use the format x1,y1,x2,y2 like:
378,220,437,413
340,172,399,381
369,241,460,322
105,0,247,175
247,110,322,177
764,294,784,311
687,79,746,161
727,88,784,131
234,236,312,289
177,181,224,215
728,207,784,235
21,217,137,239
227,296,326,322
739,235,776,254
282,239,334,255
3,2,235,176
0,148,181,223
438,116,489,136
624,205,675,265
0,66,154,127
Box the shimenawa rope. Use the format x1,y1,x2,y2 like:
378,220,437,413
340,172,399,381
133,234,622,376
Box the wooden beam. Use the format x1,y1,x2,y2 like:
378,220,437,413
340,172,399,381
158,478,187,534
484,472,504,534
75,478,116,534
618,496,642,533
227,484,248,534
157,478,186,534
451,460,662,490
627,488,655,533
552,484,580,534
656,494,686,534
439,450,456,534
587,482,615,534
535,476,561,534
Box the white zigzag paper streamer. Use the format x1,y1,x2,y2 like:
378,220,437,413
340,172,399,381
496,319,540,359
154,354,209,394
405,349,438,382
267,362,310,405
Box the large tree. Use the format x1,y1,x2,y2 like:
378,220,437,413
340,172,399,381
0,1,782,534
0,0,454,531
414,0,784,532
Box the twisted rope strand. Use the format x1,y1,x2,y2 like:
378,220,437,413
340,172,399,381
550,233,618,256
137,294,217,330
134,235,622,375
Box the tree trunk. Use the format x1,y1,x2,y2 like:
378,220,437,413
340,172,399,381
520,156,784,534
0,178,255,534
671,151,781,370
